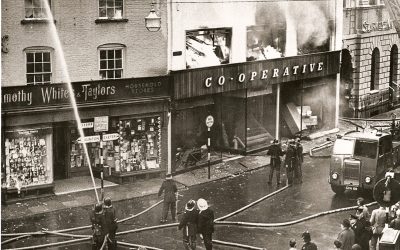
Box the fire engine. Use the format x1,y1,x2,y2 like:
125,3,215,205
329,129,400,196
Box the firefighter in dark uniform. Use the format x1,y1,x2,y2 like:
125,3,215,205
103,197,118,250
296,138,304,184
267,139,285,186
90,203,106,250
285,139,298,186
178,200,199,250
158,173,178,223
301,231,318,250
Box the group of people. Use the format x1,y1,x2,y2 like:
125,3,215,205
333,198,400,250
90,197,118,250
267,138,303,186
158,174,215,250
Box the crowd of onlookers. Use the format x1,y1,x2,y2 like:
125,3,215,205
288,198,400,250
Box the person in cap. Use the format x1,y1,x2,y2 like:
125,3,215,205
197,198,214,250
295,138,303,184
285,139,298,186
103,197,118,250
267,139,285,186
355,197,370,221
337,219,355,250
90,203,106,250
301,231,317,250
158,174,178,223
289,238,297,250
178,200,199,250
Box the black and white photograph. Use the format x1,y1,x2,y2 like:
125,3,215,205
1,0,400,249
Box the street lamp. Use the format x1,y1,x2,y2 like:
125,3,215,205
145,3,161,32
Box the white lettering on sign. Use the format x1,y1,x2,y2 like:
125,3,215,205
77,135,100,144
94,116,109,132
102,133,120,141
81,122,94,129
218,76,225,86
362,20,392,33
3,89,33,105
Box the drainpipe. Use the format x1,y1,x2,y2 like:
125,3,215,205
275,84,280,140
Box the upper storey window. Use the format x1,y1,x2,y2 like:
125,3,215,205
99,0,123,19
26,50,52,85
24,0,51,19
99,44,125,79
186,28,231,69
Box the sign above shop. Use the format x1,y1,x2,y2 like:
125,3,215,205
81,122,94,129
2,76,170,110
94,116,109,132
77,135,101,144
172,51,341,100
102,133,120,141
362,20,393,33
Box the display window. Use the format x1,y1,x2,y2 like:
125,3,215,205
2,128,53,190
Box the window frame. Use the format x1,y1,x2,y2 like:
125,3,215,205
24,0,52,20
98,44,125,80
98,0,124,19
24,47,53,85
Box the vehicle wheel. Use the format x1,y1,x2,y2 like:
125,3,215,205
331,185,345,195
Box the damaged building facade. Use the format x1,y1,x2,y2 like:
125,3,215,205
341,0,400,118
169,0,343,172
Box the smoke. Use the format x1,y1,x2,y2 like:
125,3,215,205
287,2,331,49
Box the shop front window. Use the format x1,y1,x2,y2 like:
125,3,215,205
186,28,231,69
2,128,53,189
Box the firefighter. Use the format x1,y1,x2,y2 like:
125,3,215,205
103,197,118,250
90,203,106,250
178,200,199,250
158,174,178,223
267,139,285,186
296,138,304,184
285,139,298,186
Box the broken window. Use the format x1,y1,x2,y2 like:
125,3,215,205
247,25,285,61
186,28,231,69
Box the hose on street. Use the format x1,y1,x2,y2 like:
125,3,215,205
213,239,266,250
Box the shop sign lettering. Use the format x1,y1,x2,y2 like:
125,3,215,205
204,62,324,88
94,116,109,132
81,122,94,129
102,133,120,141
362,20,392,33
2,76,170,110
77,135,100,144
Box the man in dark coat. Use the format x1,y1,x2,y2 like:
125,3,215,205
285,139,298,186
337,219,355,250
350,213,371,250
197,198,214,250
103,197,118,250
296,138,304,183
178,200,199,250
301,231,318,250
158,174,178,223
90,203,106,250
267,139,285,186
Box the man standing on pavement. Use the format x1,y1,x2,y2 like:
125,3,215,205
295,138,303,183
285,139,298,186
369,205,387,250
197,198,214,250
158,173,178,223
103,197,118,250
301,231,318,250
267,139,285,186
90,203,106,250
178,200,199,250
337,218,355,250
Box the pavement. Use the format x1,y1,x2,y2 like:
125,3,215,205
3,109,399,222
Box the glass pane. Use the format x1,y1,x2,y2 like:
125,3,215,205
27,63,34,73
115,59,122,68
99,0,106,8
35,53,42,62
106,0,114,7
25,0,33,8
107,70,114,79
25,9,34,18
43,52,50,62
333,139,354,155
43,73,51,83
354,141,378,159
39,8,46,18
115,0,123,8
43,63,51,72
115,49,122,59
107,50,114,59
108,60,115,69
99,8,106,17
35,63,43,72
27,53,34,62
100,70,107,79
33,8,41,18
35,74,42,83
100,50,106,59
27,74,34,84
115,70,122,78
107,8,114,18
100,60,107,69
33,0,41,8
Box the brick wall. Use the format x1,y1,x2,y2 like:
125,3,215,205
1,0,168,86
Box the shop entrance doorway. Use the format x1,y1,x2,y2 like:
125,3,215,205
53,123,69,180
